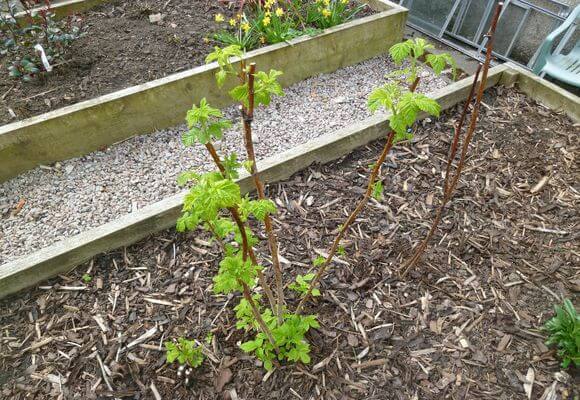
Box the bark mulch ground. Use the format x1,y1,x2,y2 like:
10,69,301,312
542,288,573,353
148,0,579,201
0,87,578,399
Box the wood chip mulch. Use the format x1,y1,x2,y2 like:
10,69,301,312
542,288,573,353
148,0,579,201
1,87,578,399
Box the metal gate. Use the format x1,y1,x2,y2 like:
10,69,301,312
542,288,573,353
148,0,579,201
398,0,577,69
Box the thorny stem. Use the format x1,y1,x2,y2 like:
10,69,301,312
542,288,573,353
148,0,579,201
443,63,482,195
297,77,421,313
400,2,503,277
203,142,278,343
399,64,482,276
241,63,285,325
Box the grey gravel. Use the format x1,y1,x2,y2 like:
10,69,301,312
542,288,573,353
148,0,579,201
0,54,448,264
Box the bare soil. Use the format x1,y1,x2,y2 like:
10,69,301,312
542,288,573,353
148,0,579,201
1,0,235,124
0,0,374,126
0,87,578,399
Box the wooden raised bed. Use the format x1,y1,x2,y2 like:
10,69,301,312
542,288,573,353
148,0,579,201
1,63,578,299
0,64,577,399
0,0,407,182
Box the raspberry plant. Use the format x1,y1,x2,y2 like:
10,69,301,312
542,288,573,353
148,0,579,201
298,38,456,310
176,39,458,373
177,44,319,371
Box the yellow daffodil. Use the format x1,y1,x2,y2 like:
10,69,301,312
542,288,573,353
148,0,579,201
260,36,266,44
236,13,242,20
275,7,284,17
341,0,348,4
323,0,330,6
229,18,237,26
241,22,251,32
263,16,271,26
265,10,271,17
214,13,224,22
265,0,275,9
322,8,331,17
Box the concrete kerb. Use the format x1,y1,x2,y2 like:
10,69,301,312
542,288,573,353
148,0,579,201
0,64,509,299
0,0,407,182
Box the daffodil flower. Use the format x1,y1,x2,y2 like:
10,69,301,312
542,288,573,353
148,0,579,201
275,7,284,17
322,8,331,17
229,18,237,26
263,16,271,26
323,0,330,6
241,22,251,33
214,13,224,22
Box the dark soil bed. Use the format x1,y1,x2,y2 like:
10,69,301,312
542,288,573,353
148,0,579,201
0,87,578,399
0,0,374,126
0,0,233,124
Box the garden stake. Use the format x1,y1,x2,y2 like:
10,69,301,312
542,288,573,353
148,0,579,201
241,62,285,325
297,77,421,313
400,2,503,277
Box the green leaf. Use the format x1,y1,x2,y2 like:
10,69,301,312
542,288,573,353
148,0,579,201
177,171,199,186
313,256,325,267
216,69,228,88
372,180,383,200
389,41,412,65
253,69,284,107
367,83,401,113
240,198,277,221
213,254,261,294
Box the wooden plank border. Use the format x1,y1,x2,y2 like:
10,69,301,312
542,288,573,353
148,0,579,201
0,64,513,299
0,0,407,182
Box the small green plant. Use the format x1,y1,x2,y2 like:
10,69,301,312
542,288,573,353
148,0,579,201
289,274,320,297
544,299,579,368
1,0,83,81
81,273,92,283
212,0,365,50
165,338,205,368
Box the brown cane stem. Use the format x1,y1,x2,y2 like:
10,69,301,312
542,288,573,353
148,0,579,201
204,142,278,316
296,77,421,314
242,63,285,325
400,64,483,273
241,280,278,351
400,2,503,277
443,63,482,194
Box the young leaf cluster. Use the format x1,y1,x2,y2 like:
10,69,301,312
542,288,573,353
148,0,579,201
183,98,232,145
544,299,579,368
240,312,319,371
165,338,205,368
289,273,320,297
388,38,456,84
368,83,441,143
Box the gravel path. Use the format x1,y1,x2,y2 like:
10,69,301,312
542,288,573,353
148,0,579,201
0,54,448,263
